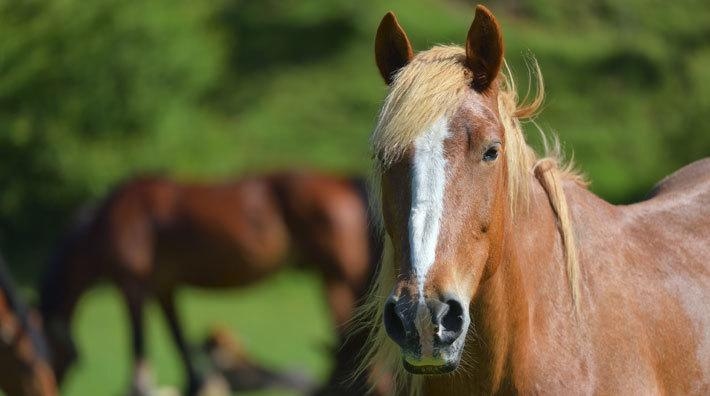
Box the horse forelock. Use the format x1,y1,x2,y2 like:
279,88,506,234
363,45,586,394
372,46,470,167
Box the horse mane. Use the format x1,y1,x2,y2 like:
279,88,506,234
359,45,585,395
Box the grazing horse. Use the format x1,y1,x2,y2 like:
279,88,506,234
39,170,385,395
0,254,57,396
360,5,710,395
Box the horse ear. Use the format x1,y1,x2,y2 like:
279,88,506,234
465,5,504,92
375,12,413,85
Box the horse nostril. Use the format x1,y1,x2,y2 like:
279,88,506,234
438,298,465,345
383,299,408,346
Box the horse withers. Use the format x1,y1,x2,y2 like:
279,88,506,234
39,170,387,395
361,5,710,395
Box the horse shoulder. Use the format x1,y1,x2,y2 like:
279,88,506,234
103,176,179,277
587,159,710,393
560,174,710,393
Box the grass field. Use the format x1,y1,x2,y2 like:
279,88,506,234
59,270,333,396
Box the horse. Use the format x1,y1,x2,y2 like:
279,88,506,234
359,5,710,395
0,253,57,396
39,170,387,395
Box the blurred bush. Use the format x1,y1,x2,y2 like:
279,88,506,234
0,0,708,279
498,0,710,200
0,0,371,279
0,0,224,274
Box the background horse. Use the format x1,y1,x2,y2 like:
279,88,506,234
0,253,57,396
361,5,709,394
39,170,385,395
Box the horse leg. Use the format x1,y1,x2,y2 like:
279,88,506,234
320,278,393,395
156,290,202,396
313,278,371,395
122,287,153,396
324,278,356,333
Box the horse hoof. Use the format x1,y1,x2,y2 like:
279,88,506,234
195,374,230,396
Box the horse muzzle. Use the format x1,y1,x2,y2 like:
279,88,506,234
383,291,469,374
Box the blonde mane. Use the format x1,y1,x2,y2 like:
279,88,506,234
358,45,585,395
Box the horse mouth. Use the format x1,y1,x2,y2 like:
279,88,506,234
397,327,467,375
402,358,458,374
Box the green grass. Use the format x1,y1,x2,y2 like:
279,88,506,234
61,270,333,396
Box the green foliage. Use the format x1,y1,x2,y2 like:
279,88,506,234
2,0,710,277
0,0,223,273
1,0,709,290
500,0,710,200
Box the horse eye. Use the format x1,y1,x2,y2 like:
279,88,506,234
482,146,499,162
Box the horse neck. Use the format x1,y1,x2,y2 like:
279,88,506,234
40,235,98,325
467,174,577,393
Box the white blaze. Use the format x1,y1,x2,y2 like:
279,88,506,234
409,116,449,298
